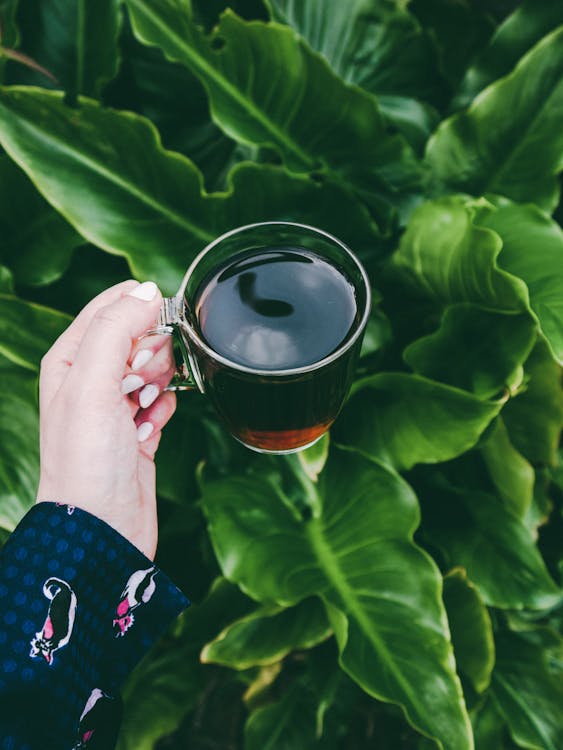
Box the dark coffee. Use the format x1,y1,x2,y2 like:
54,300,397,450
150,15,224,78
189,246,363,452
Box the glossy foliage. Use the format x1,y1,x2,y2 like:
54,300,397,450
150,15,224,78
0,1,561,748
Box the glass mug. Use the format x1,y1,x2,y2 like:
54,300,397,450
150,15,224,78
149,221,371,454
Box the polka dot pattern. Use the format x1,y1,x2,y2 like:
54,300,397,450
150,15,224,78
0,502,189,747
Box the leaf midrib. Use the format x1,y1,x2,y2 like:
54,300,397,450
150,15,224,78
305,517,436,731
127,0,314,169
0,99,213,244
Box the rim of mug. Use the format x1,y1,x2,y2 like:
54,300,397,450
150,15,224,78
175,221,372,378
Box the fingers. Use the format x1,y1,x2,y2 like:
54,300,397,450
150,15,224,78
135,390,177,458
68,282,163,397
122,335,176,412
39,280,140,411
122,335,175,406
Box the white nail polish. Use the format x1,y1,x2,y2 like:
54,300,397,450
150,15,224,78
131,349,154,371
121,374,144,394
137,422,154,442
129,281,158,301
139,383,159,409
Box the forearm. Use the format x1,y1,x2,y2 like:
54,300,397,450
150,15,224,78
0,502,189,748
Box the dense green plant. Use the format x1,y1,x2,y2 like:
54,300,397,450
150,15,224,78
0,0,562,747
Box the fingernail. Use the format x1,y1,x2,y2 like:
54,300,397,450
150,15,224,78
137,422,154,442
139,383,159,409
131,349,154,371
129,281,158,301
121,374,144,394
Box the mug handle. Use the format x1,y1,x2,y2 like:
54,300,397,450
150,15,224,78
140,295,204,392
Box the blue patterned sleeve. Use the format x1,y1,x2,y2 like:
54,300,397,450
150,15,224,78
0,501,190,749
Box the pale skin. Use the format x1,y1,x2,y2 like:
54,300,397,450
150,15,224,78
36,280,177,561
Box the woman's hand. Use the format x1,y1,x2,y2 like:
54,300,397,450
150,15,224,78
36,280,177,560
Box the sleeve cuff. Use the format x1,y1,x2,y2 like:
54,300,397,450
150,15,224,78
6,502,190,693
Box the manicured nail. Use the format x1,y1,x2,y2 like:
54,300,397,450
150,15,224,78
139,383,159,409
137,422,154,442
131,349,154,371
121,374,144,394
129,281,158,301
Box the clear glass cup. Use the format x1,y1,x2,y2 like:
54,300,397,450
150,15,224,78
151,221,371,454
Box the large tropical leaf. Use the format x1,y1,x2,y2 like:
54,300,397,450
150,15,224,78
202,448,473,750
0,88,381,294
7,0,121,97
201,597,331,669
503,340,563,467
393,196,527,311
476,202,563,366
456,0,563,107
0,355,39,531
426,28,563,211
479,418,534,522
123,0,423,204
0,293,71,371
471,699,511,750
491,628,563,750
417,471,561,610
104,21,237,190
265,0,444,149
334,372,503,472
442,569,494,694
245,675,339,750
403,305,537,399
0,155,81,285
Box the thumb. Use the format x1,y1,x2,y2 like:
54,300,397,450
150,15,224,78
69,281,163,393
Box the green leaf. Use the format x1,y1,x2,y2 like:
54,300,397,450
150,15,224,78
202,447,473,750
201,597,331,669
426,28,563,211
266,0,444,150
104,22,236,190
403,305,537,399
0,355,39,531
491,628,563,750
393,197,527,312
0,156,81,285
476,202,563,366
479,418,534,521
334,372,503,472
8,0,121,97
245,676,338,750
0,87,381,294
417,472,561,610
0,294,71,371
442,569,494,694
503,340,563,467
471,699,510,750
409,0,494,90
118,578,254,750
123,0,423,202
456,0,563,107
155,397,206,504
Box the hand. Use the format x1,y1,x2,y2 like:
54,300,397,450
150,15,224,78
36,280,177,560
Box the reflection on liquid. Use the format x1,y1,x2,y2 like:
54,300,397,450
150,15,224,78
237,272,294,317
231,326,299,368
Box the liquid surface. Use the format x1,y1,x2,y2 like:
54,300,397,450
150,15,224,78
194,247,358,370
